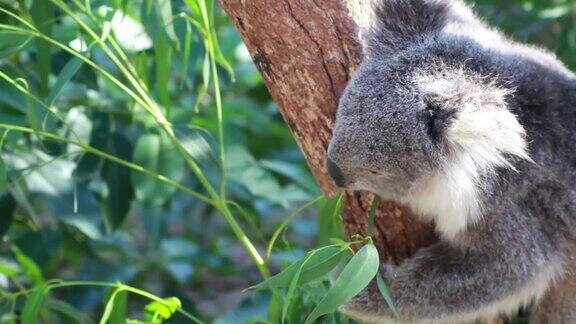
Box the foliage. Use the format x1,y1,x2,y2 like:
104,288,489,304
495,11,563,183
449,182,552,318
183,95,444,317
0,0,573,323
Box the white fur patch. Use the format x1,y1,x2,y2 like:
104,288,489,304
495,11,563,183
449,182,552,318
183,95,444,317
409,70,531,240
341,258,564,324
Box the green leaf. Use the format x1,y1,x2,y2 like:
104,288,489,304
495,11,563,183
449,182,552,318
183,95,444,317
100,287,127,324
261,160,319,194
144,297,181,323
45,57,84,106
0,156,6,195
0,33,32,59
225,145,287,207
156,0,179,47
12,246,43,286
174,125,218,167
0,193,16,238
76,112,110,177
154,31,172,114
538,5,571,19
282,254,306,323
180,22,193,85
209,28,234,80
109,289,127,324
317,193,345,246
367,196,379,237
252,245,350,290
102,133,134,231
30,0,54,95
376,272,399,318
0,258,19,277
131,133,184,206
305,244,380,324
0,78,27,112
22,283,49,324
44,298,90,324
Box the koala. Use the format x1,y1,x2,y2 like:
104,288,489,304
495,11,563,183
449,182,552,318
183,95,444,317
326,0,576,323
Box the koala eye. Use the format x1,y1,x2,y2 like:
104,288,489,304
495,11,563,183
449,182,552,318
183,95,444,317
423,102,454,143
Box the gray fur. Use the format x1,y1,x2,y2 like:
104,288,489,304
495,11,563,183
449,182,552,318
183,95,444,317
327,0,576,322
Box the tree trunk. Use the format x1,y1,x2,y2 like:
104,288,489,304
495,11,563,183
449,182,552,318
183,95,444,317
219,0,436,265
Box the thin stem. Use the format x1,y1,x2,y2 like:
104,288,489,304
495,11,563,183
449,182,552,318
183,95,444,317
7,280,204,324
217,200,269,278
198,0,227,198
266,196,324,260
0,124,214,205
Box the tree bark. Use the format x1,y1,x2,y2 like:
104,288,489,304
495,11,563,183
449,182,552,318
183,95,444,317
219,0,436,264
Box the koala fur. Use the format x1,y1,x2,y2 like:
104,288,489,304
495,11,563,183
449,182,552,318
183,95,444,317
326,0,576,323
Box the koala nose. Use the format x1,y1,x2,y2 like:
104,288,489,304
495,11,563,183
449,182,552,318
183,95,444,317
326,158,347,187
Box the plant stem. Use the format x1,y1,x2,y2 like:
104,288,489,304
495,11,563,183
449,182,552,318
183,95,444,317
0,124,214,205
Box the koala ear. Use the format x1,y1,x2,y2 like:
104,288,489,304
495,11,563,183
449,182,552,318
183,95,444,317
354,0,473,57
420,69,531,171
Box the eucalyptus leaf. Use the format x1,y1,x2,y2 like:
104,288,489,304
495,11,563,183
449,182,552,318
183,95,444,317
144,297,181,322
12,246,44,286
155,0,179,47
0,258,19,277
0,193,16,238
154,31,172,112
22,283,49,324
30,0,54,94
225,145,287,207
131,133,184,206
252,245,349,290
305,244,380,324
44,298,90,324
317,193,345,246
76,112,110,177
102,133,134,231
46,57,84,106
100,287,126,324
0,157,6,195
377,272,399,317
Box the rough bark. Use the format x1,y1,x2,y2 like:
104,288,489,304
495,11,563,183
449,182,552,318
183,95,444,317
218,0,436,263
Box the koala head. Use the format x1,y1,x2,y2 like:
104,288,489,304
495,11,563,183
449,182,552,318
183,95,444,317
327,0,531,238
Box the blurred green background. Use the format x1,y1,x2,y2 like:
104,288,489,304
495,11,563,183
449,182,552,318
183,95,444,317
0,0,573,322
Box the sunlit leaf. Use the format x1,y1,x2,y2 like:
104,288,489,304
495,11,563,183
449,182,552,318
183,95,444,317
12,246,43,286
144,297,181,322
174,125,218,167
305,244,380,324
156,0,179,47
538,5,571,19
111,11,153,52
0,258,19,277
